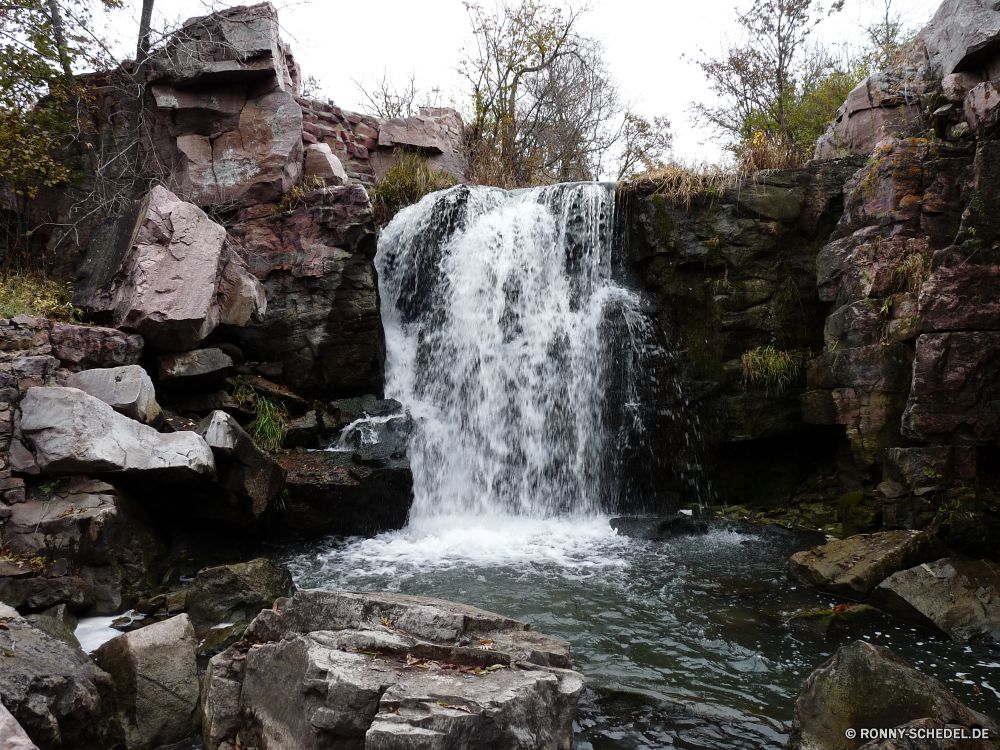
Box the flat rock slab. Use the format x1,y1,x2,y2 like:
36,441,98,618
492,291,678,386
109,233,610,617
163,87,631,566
788,530,946,598
158,348,234,386
872,558,1000,644
203,590,584,750
67,365,161,424
20,386,215,479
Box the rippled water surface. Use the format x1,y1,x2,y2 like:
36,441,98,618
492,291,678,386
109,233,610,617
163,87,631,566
280,518,1000,749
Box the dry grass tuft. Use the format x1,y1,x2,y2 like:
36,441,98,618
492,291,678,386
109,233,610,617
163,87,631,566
0,272,80,321
372,149,458,227
736,131,801,174
623,162,734,211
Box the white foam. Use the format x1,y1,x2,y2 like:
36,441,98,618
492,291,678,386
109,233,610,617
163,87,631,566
75,616,121,652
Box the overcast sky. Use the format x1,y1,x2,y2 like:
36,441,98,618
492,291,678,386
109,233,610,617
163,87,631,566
103,0,942,164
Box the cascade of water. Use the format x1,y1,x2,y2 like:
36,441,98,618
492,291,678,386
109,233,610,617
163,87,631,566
376,182,666,519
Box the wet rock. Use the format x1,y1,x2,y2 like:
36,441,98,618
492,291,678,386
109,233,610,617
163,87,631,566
93,614,200,750
193,411,285,526
785,603,884,638
24,604,79,648
283,409,319,448
787,640,998,750
49,322,143,372
610,512,709,539
872,558,1000,644
788,530,946,598
857,717,998,750
185,557,294,634
158,348,234,387
278,449,412,536
0,701,38,750
202,590,584,750
67,364,161,424
73,186,265,351
0,603,124,750
303,142,347,186
0,476,168,614
902,332,1000,444
20,387,216,479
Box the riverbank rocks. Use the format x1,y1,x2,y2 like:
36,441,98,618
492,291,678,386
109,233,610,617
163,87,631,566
67,365,161,424
73,186,265,352
202,590,585,750
278,448,412,536
0,603,124,750
872,558,1000,644
93,614,200,750
787,641,998,750
0,477,168,615
185,557,294,635
20,387,216,479
48,322,143,371
788,530,946,598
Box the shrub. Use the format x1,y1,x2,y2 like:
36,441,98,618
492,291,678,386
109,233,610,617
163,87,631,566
371,149,457,226
736,131,800,173
0,272,80,321
740,345,805,396
247,396,286,453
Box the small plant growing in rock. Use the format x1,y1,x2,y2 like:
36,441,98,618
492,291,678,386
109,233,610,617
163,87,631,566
371,149,457,227
273,175,325,213
247,396,286,453
740,345,804,396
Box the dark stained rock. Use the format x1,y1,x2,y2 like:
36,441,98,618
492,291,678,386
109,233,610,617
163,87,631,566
92,614,200,750
202,590,584,750
158,349,235,387
787,641,998,750
227,184,384,399
194,410,286,527
0,701,38,750
785,603,885,638
901,332,1000,443
872,558,1000,644
0,603,124,750
788,530,946,598
278,449,412,536
857,717,998,750
184,558,295,634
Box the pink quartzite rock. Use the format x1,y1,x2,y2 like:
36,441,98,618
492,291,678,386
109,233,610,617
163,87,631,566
303,142,347,186
902,331,1000,443
74,186,265,352
915,0,1000,78
49,323,143,372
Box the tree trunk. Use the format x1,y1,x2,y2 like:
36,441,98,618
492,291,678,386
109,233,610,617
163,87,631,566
136,0,155,65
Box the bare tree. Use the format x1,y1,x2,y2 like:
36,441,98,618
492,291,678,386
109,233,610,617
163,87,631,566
354,71,420,119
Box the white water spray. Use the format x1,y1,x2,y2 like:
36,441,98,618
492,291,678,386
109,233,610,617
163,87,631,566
376,182,659,520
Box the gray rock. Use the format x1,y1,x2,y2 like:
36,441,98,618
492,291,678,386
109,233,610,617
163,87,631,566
67,364,162,424
20,387,216,479
158,348,234,387
12,356,60,379
0,603,124,750
203,590,584,750
915,0,1000,78
194,411,286,526
49,322,143,372
185,557,295,634
787,641,998,750
872,558,1000,644
788,530,946,598
0,701,39,750
93,614,201,750
24,604,80,648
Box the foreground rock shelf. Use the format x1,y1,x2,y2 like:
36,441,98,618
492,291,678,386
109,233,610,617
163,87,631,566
203,590,586,750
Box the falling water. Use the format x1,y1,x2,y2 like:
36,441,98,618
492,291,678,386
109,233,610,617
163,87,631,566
376,182,665,519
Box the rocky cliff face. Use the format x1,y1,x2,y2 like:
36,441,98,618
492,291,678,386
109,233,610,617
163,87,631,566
631,0,1000,554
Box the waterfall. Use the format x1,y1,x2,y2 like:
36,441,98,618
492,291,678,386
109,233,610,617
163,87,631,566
376,182,666,519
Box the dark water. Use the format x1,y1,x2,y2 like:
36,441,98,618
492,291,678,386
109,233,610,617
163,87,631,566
279,517,1000,749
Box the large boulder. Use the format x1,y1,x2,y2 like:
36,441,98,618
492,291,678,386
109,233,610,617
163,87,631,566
872,558,1000,644
915,0,1000,79
788,530,946,598
66,365,161,424
202,590,584,750
146,4,303,206
92,614,201,750
19,386,216,479
0,476,168,615
73,186,266,352
184,557,295,634
194,411,286,526
787,641,998,750
303,142,347,186
0,603,124,750
158,348,234,388
372,107,467,182
278,448,412,536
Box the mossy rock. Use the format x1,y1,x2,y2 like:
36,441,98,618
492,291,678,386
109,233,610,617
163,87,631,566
785,604,883,637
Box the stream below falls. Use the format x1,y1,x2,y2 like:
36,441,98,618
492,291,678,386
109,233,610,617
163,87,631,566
279,518,1000,749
